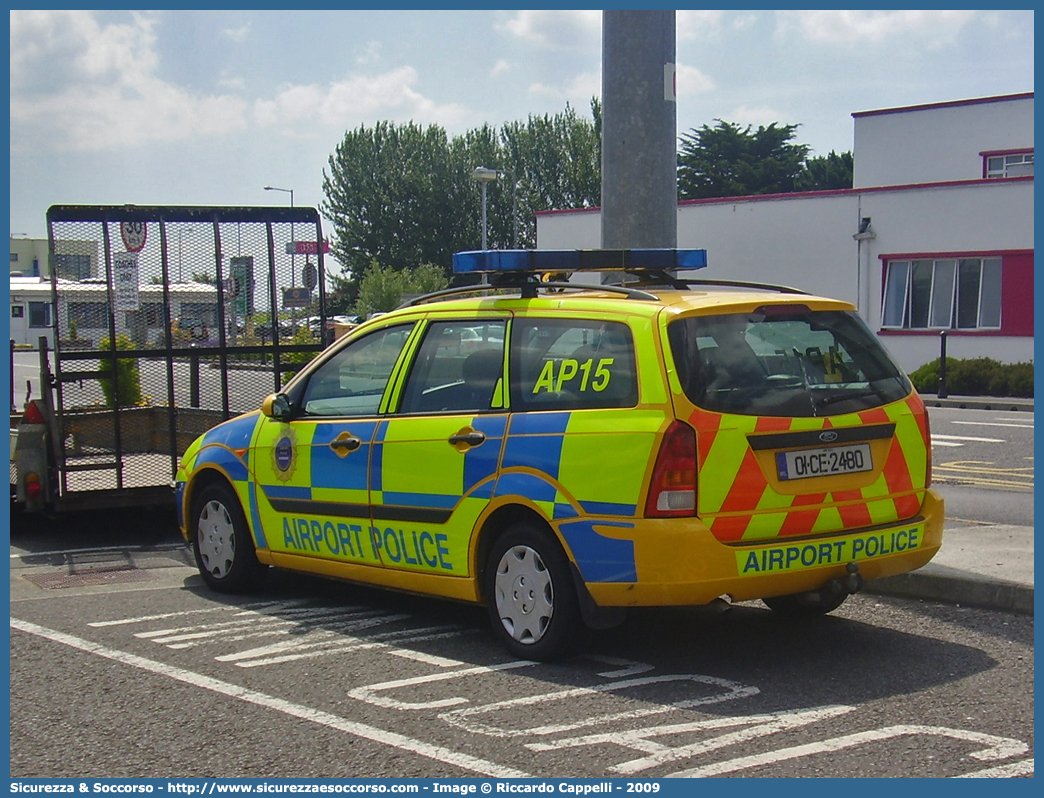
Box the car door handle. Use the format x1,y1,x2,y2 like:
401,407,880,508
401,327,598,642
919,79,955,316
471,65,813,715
448,430,485,448
329,435,362,454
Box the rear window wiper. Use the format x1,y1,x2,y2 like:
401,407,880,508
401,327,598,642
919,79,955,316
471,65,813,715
812,388,877,408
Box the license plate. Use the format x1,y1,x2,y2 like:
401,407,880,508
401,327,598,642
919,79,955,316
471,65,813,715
776,443,872,481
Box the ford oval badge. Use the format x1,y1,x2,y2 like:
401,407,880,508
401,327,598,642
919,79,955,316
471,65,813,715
820,430,839,443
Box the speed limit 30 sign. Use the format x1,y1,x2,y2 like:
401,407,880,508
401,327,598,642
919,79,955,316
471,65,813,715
120,221,147,252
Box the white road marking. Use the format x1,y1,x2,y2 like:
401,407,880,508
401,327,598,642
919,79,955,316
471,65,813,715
932,440,965,447
348,661,537,710
666,724,1028,778
10,616,531,779
442,674,760,739
90,608,232,627
603,705,856,774
932,434,1004,443
88,600,312,626
955,758,1034,778
135,608,388,643
386,648,465,668
588,656,655,679
951,421,1034,429
218,625,467,668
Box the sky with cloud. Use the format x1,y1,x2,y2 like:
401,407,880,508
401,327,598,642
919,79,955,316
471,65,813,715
9,9,1034,243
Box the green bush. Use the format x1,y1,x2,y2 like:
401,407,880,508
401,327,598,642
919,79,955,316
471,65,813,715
909,356,1033,398
280,326,321,387
98,334,144,407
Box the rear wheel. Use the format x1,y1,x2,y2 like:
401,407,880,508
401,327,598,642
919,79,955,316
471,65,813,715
762,589,848,618
485,523,579,661
191,482,265,593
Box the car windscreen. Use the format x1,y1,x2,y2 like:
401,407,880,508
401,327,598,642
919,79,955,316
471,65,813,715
667,307,912,417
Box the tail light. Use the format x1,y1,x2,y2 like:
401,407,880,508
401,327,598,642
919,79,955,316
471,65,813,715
22,400,45,425
645,421,697,517
924,411,932,488
24,471,42,501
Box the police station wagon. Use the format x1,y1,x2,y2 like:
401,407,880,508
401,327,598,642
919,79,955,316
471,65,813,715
175,249,943,660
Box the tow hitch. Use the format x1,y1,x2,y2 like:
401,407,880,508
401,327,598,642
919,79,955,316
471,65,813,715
765,562,864,616
829,561,865,597
808,561,864,604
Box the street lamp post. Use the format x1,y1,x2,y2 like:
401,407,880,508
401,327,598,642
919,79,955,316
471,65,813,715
177,227,200,283
471,167,498,250
264,185,295,332
264,185,295,283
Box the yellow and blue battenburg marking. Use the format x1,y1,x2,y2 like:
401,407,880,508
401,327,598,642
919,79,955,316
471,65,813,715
174,412,258,531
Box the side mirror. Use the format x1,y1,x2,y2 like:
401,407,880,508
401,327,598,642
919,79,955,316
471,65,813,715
261,393,292,421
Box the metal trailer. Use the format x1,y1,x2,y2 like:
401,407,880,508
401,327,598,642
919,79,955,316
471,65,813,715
11,205,329,513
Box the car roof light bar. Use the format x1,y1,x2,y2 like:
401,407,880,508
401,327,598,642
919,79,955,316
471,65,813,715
452,248,708,275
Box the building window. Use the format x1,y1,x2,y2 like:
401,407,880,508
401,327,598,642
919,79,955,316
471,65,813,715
28,302,52,329
68,301,111,329
141,302,165,327
882,257,1001,330
10,252,18,262
54,253,92,280
180,302,217,326
984,151,1033,179
12,305,24,318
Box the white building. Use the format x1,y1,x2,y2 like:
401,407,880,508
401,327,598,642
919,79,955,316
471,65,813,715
10,276,218,349
536,92,1033,372
10,235,222,349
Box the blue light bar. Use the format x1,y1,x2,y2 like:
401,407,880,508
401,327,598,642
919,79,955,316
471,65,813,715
452,248,708,275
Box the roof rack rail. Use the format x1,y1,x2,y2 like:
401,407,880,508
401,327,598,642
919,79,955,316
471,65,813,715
623,270,808,295
398,279,659,309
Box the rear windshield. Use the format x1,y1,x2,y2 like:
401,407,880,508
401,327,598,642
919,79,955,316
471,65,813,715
667,308,912,417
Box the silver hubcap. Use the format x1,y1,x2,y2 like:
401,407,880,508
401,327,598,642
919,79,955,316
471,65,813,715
198,499,236,578
494,544,553,644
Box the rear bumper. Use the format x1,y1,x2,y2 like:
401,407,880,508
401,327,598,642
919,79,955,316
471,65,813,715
584,489,945,607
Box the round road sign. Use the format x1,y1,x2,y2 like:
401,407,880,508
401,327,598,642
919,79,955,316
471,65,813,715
120,221,147,252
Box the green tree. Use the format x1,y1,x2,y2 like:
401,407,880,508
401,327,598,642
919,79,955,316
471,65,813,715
321,121,474,288
320,101,601,300
678,120,810,199
98,334,144,407
497,100,602,247
795,150,854,191
324,271,358,315
354,261,449,319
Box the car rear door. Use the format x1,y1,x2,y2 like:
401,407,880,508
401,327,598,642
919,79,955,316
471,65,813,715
666,305,930,543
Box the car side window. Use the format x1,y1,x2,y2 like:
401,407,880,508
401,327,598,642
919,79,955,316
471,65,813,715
398,320,507,414
299,324,414,416
511,318,638,411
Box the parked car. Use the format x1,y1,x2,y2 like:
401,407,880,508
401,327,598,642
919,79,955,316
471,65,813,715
173,317,209,341
175,248,943,660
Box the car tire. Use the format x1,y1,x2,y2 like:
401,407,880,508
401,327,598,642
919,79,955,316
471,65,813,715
191,482,265,593
485,523,579,661
762,589,848,618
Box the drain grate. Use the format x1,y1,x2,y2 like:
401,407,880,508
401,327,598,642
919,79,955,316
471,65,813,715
24,567,154,590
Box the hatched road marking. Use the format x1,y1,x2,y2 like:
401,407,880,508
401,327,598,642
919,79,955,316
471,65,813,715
933,459,1033,491
10,617,532,779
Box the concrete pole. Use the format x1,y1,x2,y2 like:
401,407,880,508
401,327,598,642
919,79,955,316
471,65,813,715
601,10,677,266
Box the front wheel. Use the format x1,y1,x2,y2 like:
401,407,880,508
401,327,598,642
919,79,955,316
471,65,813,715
191,482,265,593
485,524,579,661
